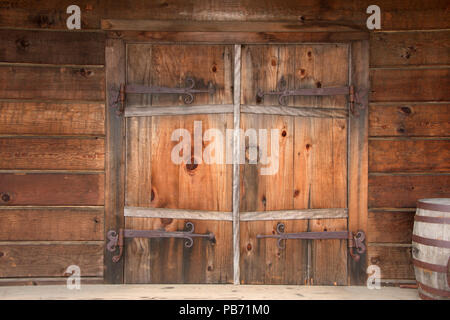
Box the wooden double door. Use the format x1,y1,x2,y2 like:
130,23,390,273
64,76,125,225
122,43,351,285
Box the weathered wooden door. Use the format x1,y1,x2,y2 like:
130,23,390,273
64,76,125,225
123,44,234,283
239,44,349,285
116,42,364,285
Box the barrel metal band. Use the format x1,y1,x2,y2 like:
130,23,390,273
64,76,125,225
412,235,450,249
417,201,450,213
414,215,450,224
417,281,450,298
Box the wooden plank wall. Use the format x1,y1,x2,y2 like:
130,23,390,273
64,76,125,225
0,0,448,285
0,27,106,284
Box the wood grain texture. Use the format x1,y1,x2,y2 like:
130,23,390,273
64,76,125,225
124,44,233,284
233,44,241,285
0,208,104,241
0,138,104,170
369,104,450,137
241,44,348,108
124,217,233,284
370,31,450,67
368,175,450,208
370,68,450,102
241,105,348,118
0,65,105,101
369,139,450,172
125,105,233,117
368,211,415,243
368,246,414,279
0,243,103,277
0,173,104,206
102,19,361,32
113,31,368,43
348,40,369,284
0,30,105,65
104,38,126,284
0,277,104,286
0,101,105,136
294,117,348,285
0,0,448,30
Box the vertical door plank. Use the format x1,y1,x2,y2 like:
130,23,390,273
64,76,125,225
104,39,126,284
348,40,369,285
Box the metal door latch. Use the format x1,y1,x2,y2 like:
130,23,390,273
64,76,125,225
256,222,366,261
107,222,215,263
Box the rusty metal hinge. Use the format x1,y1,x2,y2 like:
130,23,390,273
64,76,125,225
107,222,215,263
256,222,366,261
257,78,367,117
109,83,125,116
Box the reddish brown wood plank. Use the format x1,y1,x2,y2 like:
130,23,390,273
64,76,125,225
370,68,450,102
369,139,450,172
369,104,450,137
368,175,450,208
0,101,105,136
0,0,448,30
0,173,104,206
0,208,104,241
0,30,105,65
0,65,104,100
368,211,415,243
0,138,105,170
114,31,368,43
368,246,414,279
0,244,103,277
370,31,450,67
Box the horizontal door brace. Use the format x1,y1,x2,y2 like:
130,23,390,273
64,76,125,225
256,222,366,261
107,222,215,263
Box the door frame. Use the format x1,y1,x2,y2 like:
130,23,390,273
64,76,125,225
103,20,369,285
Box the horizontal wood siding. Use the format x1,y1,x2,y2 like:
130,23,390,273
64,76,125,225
369,104,450,137
0,0,448,30
0,208,104,241
0,30,105,65
0,138,104,170
0,173,104,206
369,139,450,172
368,246,414,279
0,243,103,277
0,101,105,136
0,65,105,101
370,68,449,102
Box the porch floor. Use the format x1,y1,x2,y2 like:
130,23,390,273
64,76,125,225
0,284,419,300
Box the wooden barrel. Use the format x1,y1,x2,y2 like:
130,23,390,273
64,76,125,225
412,198,450,300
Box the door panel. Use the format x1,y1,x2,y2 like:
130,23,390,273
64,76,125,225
124,44,233,284
239,44,349,285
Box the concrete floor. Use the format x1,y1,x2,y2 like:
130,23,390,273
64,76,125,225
0,284,419,300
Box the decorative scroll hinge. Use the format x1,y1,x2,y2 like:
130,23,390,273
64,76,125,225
106,222,215,263
109,77,215,116
256,223,366,261
256,78,367,116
